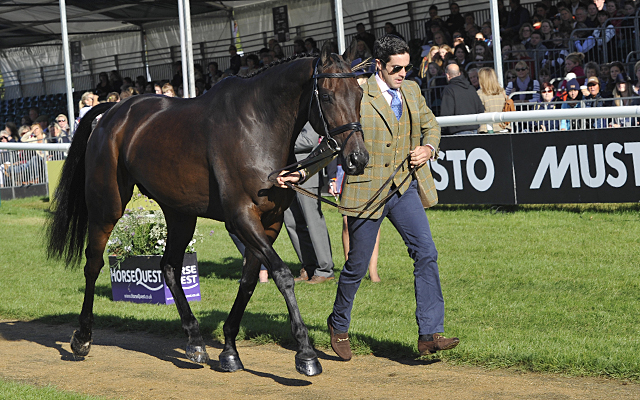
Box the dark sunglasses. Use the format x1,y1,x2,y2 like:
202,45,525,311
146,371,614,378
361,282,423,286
383,61,413,75
515,67,528,72
541,89,554,93
587,83,599,87
506,75,516,79
56,119,66,123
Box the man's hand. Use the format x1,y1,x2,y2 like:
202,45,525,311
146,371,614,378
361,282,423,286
409,145,432,168
275,170,303,188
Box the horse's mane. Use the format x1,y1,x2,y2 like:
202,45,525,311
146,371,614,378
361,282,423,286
240,54,318,79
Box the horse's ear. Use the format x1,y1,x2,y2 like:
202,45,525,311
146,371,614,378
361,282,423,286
342,39,358,64
320,41,334,66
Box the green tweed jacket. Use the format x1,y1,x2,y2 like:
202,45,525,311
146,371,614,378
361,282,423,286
341,74,441,219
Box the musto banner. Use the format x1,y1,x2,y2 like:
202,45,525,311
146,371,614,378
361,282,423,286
109,253,201,305
431,128,640,204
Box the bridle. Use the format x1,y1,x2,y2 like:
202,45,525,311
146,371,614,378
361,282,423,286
308,57,363,152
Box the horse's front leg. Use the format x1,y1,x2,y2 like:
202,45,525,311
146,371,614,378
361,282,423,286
222,217,321,376
219,250,261,372
161,211,209,364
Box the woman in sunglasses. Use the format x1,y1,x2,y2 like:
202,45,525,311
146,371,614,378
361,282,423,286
505,60,540,104
533,82,560,131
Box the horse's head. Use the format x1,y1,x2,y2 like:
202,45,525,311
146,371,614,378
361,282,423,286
308,42,369,175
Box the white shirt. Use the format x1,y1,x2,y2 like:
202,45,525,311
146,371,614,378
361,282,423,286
375,72,403,107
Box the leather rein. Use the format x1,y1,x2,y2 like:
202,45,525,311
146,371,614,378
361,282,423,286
268,57,418,214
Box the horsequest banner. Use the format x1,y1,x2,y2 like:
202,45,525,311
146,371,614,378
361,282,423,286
108,253,201,305
431,128,640,204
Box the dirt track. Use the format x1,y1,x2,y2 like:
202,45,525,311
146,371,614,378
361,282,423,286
0,320,638,400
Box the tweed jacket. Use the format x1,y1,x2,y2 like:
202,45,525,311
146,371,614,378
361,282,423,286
340,74,441,219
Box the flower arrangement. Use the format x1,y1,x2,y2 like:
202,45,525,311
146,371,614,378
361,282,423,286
106,194,201,260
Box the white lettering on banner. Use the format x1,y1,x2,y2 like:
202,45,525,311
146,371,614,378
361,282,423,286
110,267,164,291
430,149,495,191
530,142,640,189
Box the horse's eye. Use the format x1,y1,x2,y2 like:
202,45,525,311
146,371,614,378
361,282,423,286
321,93,331,101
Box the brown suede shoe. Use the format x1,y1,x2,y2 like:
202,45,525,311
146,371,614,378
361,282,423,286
418,333,460,355
327,318,352,361
306,275,335,284
294,268,309,282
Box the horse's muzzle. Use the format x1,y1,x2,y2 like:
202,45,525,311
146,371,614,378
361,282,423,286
344,150,369,175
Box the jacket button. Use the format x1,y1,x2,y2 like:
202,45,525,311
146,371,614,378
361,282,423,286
386,143,391,147
384,162,389,167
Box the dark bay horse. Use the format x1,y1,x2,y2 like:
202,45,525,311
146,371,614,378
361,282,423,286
46,43,368,376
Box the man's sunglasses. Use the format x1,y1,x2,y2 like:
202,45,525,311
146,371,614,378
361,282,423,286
382,61,413,75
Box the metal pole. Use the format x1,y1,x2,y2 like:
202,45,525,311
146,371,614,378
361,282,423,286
490,0,503,87
334,0,345,54
59,0,75,133
183,0,196,98
177,0,189,98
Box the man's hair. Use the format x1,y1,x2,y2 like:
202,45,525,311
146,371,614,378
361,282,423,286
445,63,461,77
430,5,438,11
356,22,365,28
374,35,410,63
530,31,543,38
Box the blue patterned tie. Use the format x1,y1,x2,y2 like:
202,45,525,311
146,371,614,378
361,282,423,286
388,89,402,121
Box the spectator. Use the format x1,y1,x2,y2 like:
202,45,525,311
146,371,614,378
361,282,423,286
154,82,162,94
453,44,470,67
610,72,638,127
505,68,518,85
354,40,372,60
438,44,454,66
632,61,640,95
511,43,536,77
476,67,508,133
480,22,493,47
121,77,133,91
382,22,404,41
584,61,603,86
557,7,574,31
28,107,39,122
304,37,320,54
504,0,531,36
445,2,465,36
4,122,20,142
170,61,183,89
605,1,624,26
526,31,548,66
542,31,569,78
135,76,147,94
109,70,123,93
106,92,120,103
48,121,69,143
519,23,534,45
573,22,598,59
54,114,70,137
583,76,607,128
272,43,285,60
440,63,484,135
21,116,32,128
425,61,447,113
574,6,588,27
605,61,625,95
535,2,549,20
561,53,586,87
228,45,241,75
560,79,584,130
593,10,616,61
420,46,440,73
78,91,96,120
433,31,450,47
355,22,376,52
539,19,555,46
468,68,479,89
471,41,492,64
161,83,176,97
538,67,551,85
534,82,560,131
95,72,112,99
505,60,540,102
205,62,222,89
424,6,443,43
586,3,599,27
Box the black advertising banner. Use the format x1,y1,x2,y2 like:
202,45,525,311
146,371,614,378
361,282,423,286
70,41,82,73
272,6,289,42
430,134,515,204
512,128,640,204
432,129,640,204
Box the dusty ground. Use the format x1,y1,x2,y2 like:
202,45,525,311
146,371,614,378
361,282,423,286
0,320,638,400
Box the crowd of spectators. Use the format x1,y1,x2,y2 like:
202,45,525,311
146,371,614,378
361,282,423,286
414,0,640,132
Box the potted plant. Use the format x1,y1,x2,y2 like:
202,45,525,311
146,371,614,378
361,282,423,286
106,194,202,305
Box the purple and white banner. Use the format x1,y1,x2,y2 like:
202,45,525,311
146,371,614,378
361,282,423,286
109,253,201,305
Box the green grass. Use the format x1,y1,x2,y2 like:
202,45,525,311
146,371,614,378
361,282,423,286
0,378,107,400
1,197,639,381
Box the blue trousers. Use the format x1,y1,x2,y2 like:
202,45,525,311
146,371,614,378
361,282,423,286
330,180,444,335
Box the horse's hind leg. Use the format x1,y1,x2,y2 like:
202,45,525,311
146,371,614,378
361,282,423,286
70,220,118,356
160,208,209,363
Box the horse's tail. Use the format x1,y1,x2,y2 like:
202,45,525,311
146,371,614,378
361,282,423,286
46,102,116,266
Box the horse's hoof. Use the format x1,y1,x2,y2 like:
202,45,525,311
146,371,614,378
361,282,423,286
186,344,210,364
295,356,323,376
219,353,244,372
70,330,91,357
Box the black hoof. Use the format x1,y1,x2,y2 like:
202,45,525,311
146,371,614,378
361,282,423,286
219,352,244,372
70,330,91,357
186,344,210,364
295,356,323,376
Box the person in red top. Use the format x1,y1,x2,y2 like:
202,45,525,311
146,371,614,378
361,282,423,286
560,52,586,88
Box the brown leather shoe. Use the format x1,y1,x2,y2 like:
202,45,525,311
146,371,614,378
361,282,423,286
327,318,352,361
294,268,309,282
306,275,335,284
418,333,460,355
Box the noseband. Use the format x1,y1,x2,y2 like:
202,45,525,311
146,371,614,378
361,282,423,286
309,57,363,151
